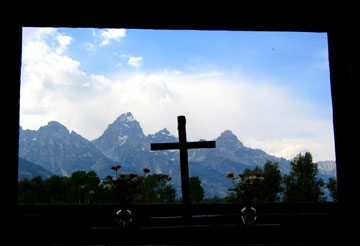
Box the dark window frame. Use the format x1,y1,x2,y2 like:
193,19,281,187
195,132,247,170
7,17,356,235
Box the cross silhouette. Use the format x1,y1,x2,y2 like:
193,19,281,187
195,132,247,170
150,116,216,219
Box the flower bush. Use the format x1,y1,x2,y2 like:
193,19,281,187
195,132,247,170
103,165,151,203
227,172,264,205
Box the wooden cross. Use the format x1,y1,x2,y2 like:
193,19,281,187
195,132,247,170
150,116,216,220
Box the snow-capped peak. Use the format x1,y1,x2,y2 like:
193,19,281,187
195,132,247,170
159,128,172,136
148,128,177,143
117,112,135,122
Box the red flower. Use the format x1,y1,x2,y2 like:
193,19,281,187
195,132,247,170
253,172,262,177
238,174,246,178
142,168,151,174
111,165,121,171
226,173,234,179
128,173,138,179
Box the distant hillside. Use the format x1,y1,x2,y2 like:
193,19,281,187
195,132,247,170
18,157,53,180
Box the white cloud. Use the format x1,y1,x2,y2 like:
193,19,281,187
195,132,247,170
127,56,143,68
22,27,57,43
84,70,334,161
56,34,72,54
99,28,126,46
20,28,89,129
86,42,95,51
22,40,49,64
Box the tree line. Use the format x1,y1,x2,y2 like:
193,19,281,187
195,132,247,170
220,152,337,203
18,152,337,204
194,152,337,203
18,170,177,204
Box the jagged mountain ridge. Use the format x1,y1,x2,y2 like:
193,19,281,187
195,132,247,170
92,113,148,161
18,112,335,197
317,161,337,178
18,122,121,178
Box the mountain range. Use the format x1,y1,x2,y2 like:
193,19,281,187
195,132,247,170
18,112,336,197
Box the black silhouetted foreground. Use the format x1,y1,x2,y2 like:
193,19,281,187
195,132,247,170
17,202,341,245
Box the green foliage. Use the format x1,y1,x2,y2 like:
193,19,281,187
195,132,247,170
18,152,334,204
189,176,205,203
18,176,45,203
283,152,326,202
242,161,283,204
103,172,144,203
44,175,69,203
18,171,101,204
227,170,264,204
326,177,338,201
259,161,284,203
224,154,334,203
139,173,176,203
68,171,100,204
18,170,176,204
226,161,283,204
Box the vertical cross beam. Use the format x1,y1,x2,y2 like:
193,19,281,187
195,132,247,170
177,116,191,220
150,115,216,222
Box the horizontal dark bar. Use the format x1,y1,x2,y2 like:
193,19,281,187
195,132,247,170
151,141,216,151
186,141,216,149
151,142,180,151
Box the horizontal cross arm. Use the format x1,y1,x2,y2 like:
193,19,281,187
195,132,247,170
151,141,216,151
186,141,216,149
151,142,180,151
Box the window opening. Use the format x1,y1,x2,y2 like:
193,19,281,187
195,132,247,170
18,28,336,204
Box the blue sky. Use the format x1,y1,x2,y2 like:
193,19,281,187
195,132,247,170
20,27,334,161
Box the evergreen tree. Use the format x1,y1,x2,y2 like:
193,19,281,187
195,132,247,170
18,178,31,203
189,176,205,203
68,171,100,204
139,173,176,203
18,177,45,203
259,161,283,203
236,161,282,203
327,177,338,201
283,152,325,202
44,175,68,203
